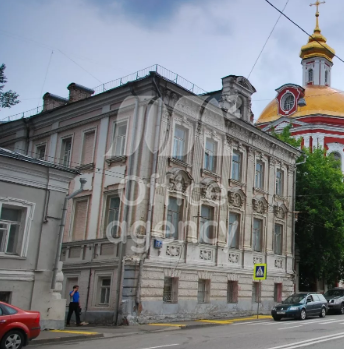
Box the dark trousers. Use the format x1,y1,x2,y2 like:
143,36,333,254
67,302,80,325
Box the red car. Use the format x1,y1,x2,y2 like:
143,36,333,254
0,302,40,349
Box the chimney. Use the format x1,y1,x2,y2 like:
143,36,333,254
43,93,68,111
67,83,95,103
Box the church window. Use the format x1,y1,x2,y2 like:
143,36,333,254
282,93,295,112
331,152,341,168
325,70,328,84
308,69,314,83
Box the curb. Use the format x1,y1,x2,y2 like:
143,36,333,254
32,333,104,345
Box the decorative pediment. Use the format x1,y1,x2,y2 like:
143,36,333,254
274,203,288,219
200,177,221,201
228,189,245,208
252,197,268,214
166,168,193,193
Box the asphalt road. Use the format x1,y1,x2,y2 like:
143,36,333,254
31,314,344,349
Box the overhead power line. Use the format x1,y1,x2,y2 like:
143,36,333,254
264,0,344,64
248,0,290,79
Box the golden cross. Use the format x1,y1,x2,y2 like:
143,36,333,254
310,1,325,15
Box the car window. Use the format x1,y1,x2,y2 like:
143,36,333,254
313,294,320,301
0,307,3,316
324,289,344,297
318,294,326,302
307,295,313,302
282,294,307,304
2,304,17,315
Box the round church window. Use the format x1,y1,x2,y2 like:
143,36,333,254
281,93,295,112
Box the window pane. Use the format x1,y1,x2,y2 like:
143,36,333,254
229,213,239,248
114,123,127,156
107,197,120,237
173,126,186,161
163,277,173,302
253,219,262,252
198,280,206,303
1,208,21,222
166,197,181,239
274,224,282,255
102,278,111,286
232,152,241,181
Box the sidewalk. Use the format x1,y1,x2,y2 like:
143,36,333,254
33,315,272,345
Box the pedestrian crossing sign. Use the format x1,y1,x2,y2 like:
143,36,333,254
253,264,267,280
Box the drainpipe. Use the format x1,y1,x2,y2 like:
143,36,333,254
113,88,140,325
51,178,87,289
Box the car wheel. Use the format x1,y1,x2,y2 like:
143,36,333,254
300,309,307,320
0,330,24,349
319,307,326,318
340,303,344,315
273,316,282,321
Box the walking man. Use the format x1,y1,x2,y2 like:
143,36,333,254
66,285,81,326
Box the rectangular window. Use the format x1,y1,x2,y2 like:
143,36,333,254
274,224,283,255
0,205,26,255
255,161,264,189
231,151,241,181
198,279,210,303
173,125,187,161
274,283,282,303
0,292,11,303
81,130,96,165
113,122,127,157
200,205,214,244
276,169,283,196
106,196,120,237
166,197,182,240
163,277,178,303
227,281,238,303
253,218,263,252
99,278,111,305
228,213,240,249
35,144,46,160
252,282,260,303
61,137,72,166
204,139,216,172
72,199,88,241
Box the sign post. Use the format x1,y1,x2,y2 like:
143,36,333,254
253,264,267,319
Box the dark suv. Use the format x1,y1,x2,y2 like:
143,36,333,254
324,288,344,314
271,293,328,321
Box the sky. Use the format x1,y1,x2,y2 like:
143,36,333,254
1,0,344,122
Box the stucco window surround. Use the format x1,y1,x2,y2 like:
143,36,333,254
100,191,122,239
93,271,113,307
79,126,97,166
327,142,344,173
69,196,90,241
202,130,221,175
170,116,193,166
273,222,284,256
229,143,246,185
0,197,35,258
34,142,47,161
111,119,129,158
164,194,185,241
58,134,74,167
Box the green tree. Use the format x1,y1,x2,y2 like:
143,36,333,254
271,124,344,289
0,64,20,109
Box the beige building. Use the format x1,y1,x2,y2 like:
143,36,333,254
0,66,301,324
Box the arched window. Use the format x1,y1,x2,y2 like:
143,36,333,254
325,70,328,84
283,94,295,111
331,152,341,168
308,69,313,83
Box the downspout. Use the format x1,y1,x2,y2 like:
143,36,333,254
51,178,87,289
113,87,140,325
137,76,163,307
23,118,30,155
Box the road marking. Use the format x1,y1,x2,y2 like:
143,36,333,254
318,319,344,324
278,325,303,330
247,321,275,325
138,345,180,349
198,315,271,325
49,330,99,335
264,332,344,349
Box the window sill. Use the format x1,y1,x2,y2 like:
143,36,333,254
0,253,26,260
274,194,287,201
168,157,191,168
228,179,245,187
253,187,268,195
76,163,95,171
201,168,220,179
105,155,127,165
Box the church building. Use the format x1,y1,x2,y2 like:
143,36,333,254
256,2,344,172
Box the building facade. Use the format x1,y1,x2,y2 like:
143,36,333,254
0,148,78,329
0,67,300,324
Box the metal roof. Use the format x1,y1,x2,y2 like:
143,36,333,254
0,148,80,174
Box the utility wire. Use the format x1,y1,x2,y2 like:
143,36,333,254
264,0,344,64
248,0,290,79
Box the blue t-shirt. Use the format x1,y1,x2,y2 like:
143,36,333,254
70,290,80,303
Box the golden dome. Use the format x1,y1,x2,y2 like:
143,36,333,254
256,85,344,124
300,5,335,62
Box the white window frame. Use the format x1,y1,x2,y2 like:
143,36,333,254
255,160,264,189
163,277,179,303
200,204,216,245
35,143,47,161
274,223,283,256
70,197,90,241
276,169,284,196
93,272,112,307
166,196,183,240
60,135,73,167
228,212,240,249
103,192,121,238
253,218,263,252
0,198,35,257
80,127,97,165
204,138,217,172
231,150,242,181
172,124,188,162
112,120,128,157
308,69,314,83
